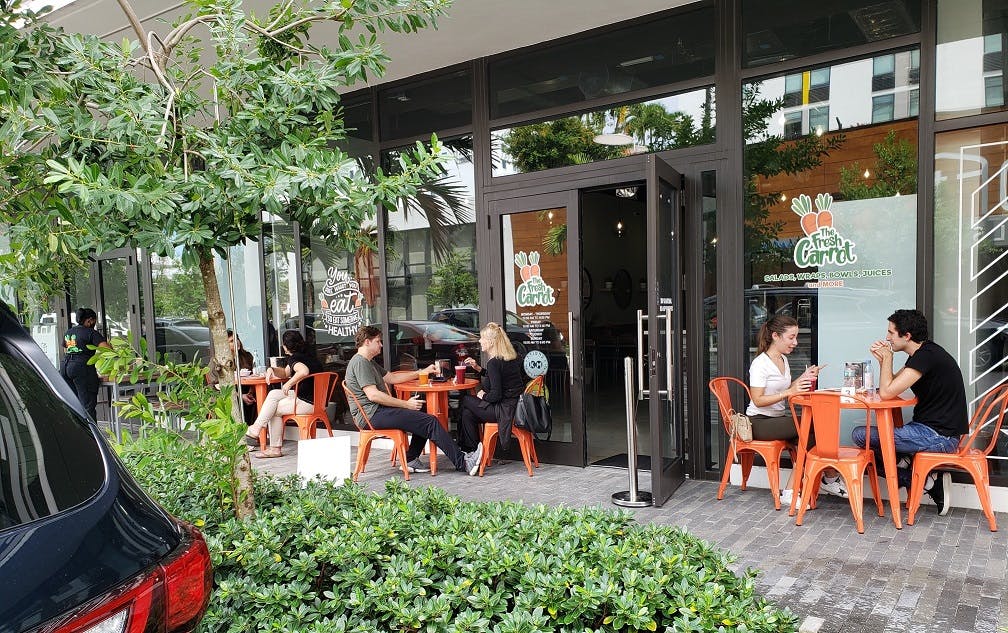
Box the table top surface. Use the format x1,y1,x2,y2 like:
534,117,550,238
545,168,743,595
791,390,917,408
395,377,481,393
237,374,280,384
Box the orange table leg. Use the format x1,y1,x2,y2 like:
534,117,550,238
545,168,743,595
423,392,450,475
789,408,812,517
875,409,903,529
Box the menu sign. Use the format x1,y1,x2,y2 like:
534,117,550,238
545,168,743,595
319,268,366,337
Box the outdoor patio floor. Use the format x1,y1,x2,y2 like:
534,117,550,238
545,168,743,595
252,439,1008,633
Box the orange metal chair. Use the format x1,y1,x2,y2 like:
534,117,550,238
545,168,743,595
478,423,539,477
789,392,884,533
280,371,340,439
342,383,411,481
907,384,1008,531
709,377,797,510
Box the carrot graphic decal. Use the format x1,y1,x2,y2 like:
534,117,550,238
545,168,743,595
515,251,532,281
791,194,818,236
814,193,833,229
514,250,556,307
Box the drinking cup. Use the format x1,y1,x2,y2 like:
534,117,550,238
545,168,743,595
418,371,429,386
455,365,466,384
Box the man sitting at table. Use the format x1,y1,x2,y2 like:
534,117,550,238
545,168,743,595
344,325,483,475
851,309,967,516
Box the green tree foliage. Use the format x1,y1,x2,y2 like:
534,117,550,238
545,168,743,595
742,84,846,269
426,251,477,308
0,0,452,518
153,259,207,321
838,130,917,200
501,116,622,173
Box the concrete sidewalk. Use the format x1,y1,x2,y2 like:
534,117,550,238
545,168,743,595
253,440,1008,633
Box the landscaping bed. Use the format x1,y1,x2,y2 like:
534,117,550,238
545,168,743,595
120,433,797,632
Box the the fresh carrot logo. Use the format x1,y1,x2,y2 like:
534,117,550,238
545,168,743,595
514,251,555,307
790,193,857,268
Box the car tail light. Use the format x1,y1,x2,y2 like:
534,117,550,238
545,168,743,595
52,524,213,633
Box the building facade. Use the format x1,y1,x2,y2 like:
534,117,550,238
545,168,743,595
11,0,1008,507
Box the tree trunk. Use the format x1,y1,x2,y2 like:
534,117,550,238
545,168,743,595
198,252,256,520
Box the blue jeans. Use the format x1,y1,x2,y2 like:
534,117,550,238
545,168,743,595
851,422,959,489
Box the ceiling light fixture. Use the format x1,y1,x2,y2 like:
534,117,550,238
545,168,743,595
616,187,638,198
594,132,635,146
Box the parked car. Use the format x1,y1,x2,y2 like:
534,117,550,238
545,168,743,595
428,307,532,354
0,301,213,632
155,318,211,364
388,320,482,370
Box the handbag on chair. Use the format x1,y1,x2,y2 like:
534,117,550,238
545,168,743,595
729,411,753,443
514,376,552,440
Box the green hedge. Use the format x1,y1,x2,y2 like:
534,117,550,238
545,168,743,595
119,433,797,632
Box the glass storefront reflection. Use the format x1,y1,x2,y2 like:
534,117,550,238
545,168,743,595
383,136,477,371
937,0,1008,120
492,88,714,177
151,252,210,365
744,53,918,401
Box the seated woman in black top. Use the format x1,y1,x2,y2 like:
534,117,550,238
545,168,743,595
243,330,322,458
460,322,526,452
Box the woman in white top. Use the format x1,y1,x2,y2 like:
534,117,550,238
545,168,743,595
747,315,844,499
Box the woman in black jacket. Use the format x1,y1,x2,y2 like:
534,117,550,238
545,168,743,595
459,322,525,452
62,307,111,420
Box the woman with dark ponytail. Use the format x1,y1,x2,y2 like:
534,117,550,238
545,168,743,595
746,314,843,502
62,307,111,420
243,330,322,457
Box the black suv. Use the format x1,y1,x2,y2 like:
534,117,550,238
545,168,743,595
0,302,212,633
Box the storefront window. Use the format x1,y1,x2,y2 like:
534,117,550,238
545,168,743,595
501,209,571,442
264,214,298,357
937,0,1008,120
298,234,380,375
215,245,266,370
492,87,715,177
383,136,478,371
744,54,918,415
743,0,920,68
934,127,1008,479
151,251,210,365
488,6,715,120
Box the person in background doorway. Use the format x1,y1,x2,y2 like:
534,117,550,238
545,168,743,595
208,329,256,424
62,307,111,421
746,315,840,504
242,330,322,458
344,325,484,475
852,309,967,516
460,322,526,453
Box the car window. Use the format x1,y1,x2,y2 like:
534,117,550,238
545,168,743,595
424,323,475,341
0,349,105,531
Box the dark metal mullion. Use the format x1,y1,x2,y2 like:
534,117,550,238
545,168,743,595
918,0,938,315
471,58,495,329
377,124,474,153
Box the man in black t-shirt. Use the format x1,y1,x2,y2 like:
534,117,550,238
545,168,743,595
851,309,967,515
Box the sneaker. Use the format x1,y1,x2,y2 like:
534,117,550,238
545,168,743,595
780,488,803,509
819,476,848,498
463,442,484,476
925,472,951,516
405,458,430,473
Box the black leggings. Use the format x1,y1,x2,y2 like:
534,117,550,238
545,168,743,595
458,394,497,453
66,361,99,421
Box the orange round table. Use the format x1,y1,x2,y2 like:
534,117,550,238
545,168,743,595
790,390,917,528
395,377,481,474
238,373,282,415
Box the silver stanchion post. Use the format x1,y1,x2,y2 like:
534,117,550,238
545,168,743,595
612,356,653,507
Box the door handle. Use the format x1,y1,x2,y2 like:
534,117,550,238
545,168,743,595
567,311,575,386
664,307,673,397
637,309,648,399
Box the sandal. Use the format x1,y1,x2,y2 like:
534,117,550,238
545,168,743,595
243,434,260,447
253,449,283,459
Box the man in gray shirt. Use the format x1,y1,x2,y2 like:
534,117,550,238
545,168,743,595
345,325,483,475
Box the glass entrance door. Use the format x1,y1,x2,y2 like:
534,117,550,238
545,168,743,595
492,190,584,465
93,248,141,346
644,156,686,505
